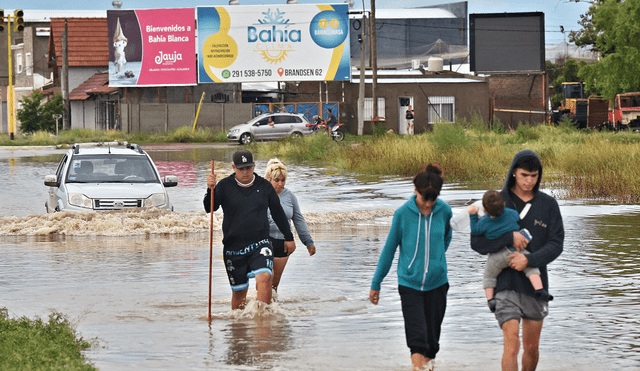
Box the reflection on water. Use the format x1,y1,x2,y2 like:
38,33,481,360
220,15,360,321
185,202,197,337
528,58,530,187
1,145,639,370
221,313,293,368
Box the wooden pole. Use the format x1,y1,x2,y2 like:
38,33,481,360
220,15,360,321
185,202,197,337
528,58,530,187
208,160,215,321
370,0,378,124
62,19,71,130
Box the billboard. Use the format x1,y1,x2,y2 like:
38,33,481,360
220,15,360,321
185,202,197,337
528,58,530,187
470,12,545,73
350,4,469,68
108,9,197,87
197,4,351,83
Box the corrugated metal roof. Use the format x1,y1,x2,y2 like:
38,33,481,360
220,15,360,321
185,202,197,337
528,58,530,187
50,18,109,68
69,73,114,101
351,77,483,84
25,10,107,22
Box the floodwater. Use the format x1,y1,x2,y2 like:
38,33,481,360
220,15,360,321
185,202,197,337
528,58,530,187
1,144,639,370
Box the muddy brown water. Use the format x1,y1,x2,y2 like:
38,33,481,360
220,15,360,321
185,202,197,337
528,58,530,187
1,144,638,370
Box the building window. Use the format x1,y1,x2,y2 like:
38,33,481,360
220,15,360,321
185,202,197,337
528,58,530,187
364,97,385,121
26,53,33,76
427,96,455,124
16,53,23,74
96,99,119,130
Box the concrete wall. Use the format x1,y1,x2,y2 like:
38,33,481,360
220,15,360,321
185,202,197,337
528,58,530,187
488,73,547,127
70,100,97,130
288,75,548,133
348,81,490,133
291,78,491,134
121,102,252,133
67,75,545,135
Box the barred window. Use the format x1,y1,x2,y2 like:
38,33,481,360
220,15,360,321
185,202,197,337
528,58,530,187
95,99,119,130
363,97,386,121
427,96,455,124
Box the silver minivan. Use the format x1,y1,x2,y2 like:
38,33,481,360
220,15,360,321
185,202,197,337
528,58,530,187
227,112,313,144
44,143,178,213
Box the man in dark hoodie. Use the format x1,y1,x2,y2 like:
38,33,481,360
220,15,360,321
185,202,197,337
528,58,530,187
471,149,564,371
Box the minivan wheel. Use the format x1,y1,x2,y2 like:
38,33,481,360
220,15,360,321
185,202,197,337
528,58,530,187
239,133,253,145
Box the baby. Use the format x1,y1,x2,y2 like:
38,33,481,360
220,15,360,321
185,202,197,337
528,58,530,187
469,190,551,312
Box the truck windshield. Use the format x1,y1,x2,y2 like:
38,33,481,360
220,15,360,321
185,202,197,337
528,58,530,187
619,95,640,108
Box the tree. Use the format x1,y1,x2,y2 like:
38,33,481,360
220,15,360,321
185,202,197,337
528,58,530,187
569,0,606,54
571,0,640,100
17,92,63,133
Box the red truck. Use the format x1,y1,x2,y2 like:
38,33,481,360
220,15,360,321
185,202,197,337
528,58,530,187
608,92,640,131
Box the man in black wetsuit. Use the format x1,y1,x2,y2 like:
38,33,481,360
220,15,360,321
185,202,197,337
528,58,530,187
204,149,295,309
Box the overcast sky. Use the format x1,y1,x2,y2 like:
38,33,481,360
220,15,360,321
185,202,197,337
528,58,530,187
7,0,591,44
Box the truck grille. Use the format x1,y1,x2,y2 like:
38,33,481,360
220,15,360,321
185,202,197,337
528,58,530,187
94,199,143,210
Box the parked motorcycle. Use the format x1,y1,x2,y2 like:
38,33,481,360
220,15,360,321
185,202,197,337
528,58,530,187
307,116,346,142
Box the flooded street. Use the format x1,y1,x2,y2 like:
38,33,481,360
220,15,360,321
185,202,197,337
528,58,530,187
1,144,639,370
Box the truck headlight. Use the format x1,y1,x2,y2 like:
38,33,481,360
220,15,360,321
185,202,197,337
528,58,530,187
68,193,93,209
144,193,167,207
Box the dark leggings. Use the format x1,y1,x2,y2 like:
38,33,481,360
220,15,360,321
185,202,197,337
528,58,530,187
398,283,449,359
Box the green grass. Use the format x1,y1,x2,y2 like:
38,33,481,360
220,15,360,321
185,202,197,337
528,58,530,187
1,122,640,367
3,123,640,202
0,126,227,147
257,123,640,203
0,308,95,370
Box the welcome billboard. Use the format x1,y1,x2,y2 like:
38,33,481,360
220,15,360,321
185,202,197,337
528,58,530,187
197,4,351,83
107,8,197,87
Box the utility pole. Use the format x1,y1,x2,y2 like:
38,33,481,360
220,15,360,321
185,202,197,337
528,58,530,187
6,11,14,139
370,0,378,124
2,9,24,140
62,18,71,130
357,11,366,135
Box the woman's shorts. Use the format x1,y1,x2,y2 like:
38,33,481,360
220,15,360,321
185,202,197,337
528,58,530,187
269,238,288,258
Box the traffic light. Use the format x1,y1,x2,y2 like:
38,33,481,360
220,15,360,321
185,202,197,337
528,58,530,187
0,10,4,32
14,9,24,32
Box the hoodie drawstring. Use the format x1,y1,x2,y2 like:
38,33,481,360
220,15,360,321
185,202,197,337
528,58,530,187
408,213,421,268
422,213,433,288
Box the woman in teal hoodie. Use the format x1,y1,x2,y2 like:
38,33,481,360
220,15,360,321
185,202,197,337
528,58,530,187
370,164,453,371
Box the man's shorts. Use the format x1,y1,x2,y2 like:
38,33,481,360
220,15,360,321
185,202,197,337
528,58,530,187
494,290,549,327
269,238,288,258
224,239,273,292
